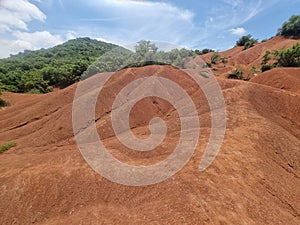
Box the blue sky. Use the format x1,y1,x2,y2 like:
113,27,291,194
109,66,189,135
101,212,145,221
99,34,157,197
0,0,299,58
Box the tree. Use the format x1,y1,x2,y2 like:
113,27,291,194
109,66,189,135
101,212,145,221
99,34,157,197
16,70,50,93
135,40,158,61
236,34,258,49
278,15,300,36
194,48,214,55
0,37,118,93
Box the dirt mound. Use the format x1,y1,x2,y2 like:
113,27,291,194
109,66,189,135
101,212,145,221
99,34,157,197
200,36,300,78
0,65,299,224
251,68,300,94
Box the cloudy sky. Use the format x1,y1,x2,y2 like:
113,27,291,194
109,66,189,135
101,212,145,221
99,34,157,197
0,0,299,58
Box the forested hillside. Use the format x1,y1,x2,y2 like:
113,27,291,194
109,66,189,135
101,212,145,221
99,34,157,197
0,38,117,93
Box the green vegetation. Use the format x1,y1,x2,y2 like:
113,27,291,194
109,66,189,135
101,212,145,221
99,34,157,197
194,48,215,55
227,68,249,81
0,141,16,153
0,38,117,93
251,66,259,75
1,15,298,92
236,34,258,50
261,43,300,71
211,53,220,64
122,61,169,69
0,97,10,108
221,57,228,65
278,15,300,37
261,50,273,72
275,43,300,67
0,39,197,89
0,91,10,108
83,40,196,79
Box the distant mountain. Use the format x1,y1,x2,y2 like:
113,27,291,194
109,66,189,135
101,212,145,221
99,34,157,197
0,38,118,93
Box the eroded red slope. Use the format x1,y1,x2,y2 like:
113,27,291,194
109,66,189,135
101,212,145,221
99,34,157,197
0,65,299,224
200,36,300,78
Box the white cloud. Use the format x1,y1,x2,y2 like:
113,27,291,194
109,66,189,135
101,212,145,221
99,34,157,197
0,1,65,58
0,0,46,32
230,27,247,35
101,0,194,21
13,31,63,48
0,31,63,58
223,0,243,7
205,1,262,30
96,37,113,43
85,0,195,46
66,31,77,40
192,0,266,49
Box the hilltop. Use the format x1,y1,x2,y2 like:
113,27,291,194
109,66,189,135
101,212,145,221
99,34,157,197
199,35,300,79
0,37,117,93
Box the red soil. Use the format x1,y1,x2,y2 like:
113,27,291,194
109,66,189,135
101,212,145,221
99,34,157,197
251,68,300,94
200,36,300,78
0,38,299,224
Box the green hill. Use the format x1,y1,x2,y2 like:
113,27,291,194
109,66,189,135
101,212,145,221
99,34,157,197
0,38,117,93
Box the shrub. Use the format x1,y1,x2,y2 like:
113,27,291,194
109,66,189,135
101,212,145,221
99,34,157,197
211,53,220,64
261,50,274,72
227,68,249,80
261,64,273,72
261,43,300,71
236,34,258,50
0,98,10,107
194,48,215,55
244,39,258,49
251,66,259,75
275,43,300,67
0,141,16,153
221,57,228,64
278,15,300,37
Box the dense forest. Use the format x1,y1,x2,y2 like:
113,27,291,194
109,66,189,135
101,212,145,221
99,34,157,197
83,40,196,79
0,38,117,93
0,39,196,93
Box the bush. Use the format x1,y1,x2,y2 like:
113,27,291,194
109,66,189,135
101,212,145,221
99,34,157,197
244,39,258,49
261,50,274,72
0,98,10,107
211,53,220,64
278,15,300,37
261,64,273,72
221,57,228,64
261,43,300,71
194,48,215,55
0,141,16,153
227,68,249,80
236,35,258,49
275,43,300,67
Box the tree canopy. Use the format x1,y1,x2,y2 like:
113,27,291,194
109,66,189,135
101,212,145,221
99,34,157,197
0,39,198,93
261,43,300,71
82,40,196,79
278,15,300,36
235,34,258,49
0,38,117,93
